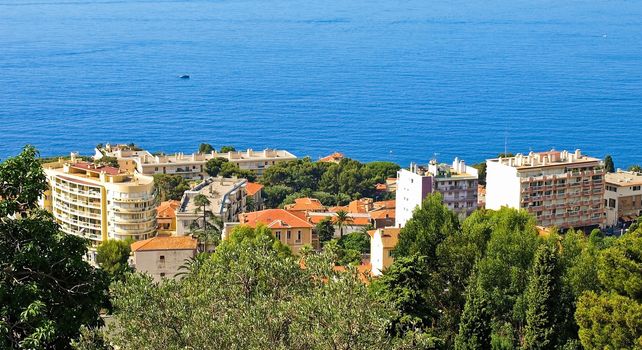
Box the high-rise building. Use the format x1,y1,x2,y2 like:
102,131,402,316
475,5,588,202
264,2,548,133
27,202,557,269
486,149,605,230
40,157,157,262
395,157,479,227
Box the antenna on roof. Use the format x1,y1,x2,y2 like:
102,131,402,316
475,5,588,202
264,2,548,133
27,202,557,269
432,152,439,162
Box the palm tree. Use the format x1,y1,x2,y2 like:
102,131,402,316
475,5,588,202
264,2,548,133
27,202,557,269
193,194,211,231
176,253,210,278
334,210,353,238
191,216,223,253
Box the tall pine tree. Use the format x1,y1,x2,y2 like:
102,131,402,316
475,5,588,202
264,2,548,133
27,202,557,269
455,274,492,350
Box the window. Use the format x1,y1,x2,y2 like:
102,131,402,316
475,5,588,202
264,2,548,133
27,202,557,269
633,186,641,191
287,230,291,239
160,273,166,277
388,251,393,257
609,199,616,208
275,231,281,240
297,231,301,241
159,255,165,261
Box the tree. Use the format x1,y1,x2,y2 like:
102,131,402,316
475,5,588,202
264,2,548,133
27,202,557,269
153,174,190,201
96,239,132,282
339,229,370,254
94,156,118,168
198,143,213,154
604,155,615,173
204,157,229,177
315,218,335,244
0,146,109,349
394,193,459,261
219,146,236,153
628,165,642,173
334,210,353,238
455,275,492,350
523,244,563,349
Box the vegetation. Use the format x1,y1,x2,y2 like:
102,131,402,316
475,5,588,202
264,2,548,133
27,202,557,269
604,155,615,173
204,157,257,181
198,143,214,154
153,174,191,201
315,218,335,244
260,157,399,208
0,146,109,349
96,239,132,282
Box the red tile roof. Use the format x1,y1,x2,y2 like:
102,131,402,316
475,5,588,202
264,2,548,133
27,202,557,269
157,200,180,219
319,152,345,163
245,182,264,196
131,236,198,252
240,209,313,229
284,197,325,211
373,200,396,210
369,209,395,220
72,162,122,175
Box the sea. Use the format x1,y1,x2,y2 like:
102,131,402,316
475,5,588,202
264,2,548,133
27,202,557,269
1,0,641,167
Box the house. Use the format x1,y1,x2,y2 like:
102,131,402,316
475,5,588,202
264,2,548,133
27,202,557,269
319,152,345,163
245,182,264,211
369,228,400,276
130,236,198,281
157,200,180,234
231,209,318,253
284,197,325,213
604,170,642,227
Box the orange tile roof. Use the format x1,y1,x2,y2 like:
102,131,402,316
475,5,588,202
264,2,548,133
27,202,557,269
373,200,396,210
369,209,395,220
319,152,345,163
375,183,387,191
307,213,371,226
329,205,348,213
72,162,122,175
245,182,264,196
157,200,180,219
240,209,313,229
131,236,198,252
348,198,373,213
284,197,325,211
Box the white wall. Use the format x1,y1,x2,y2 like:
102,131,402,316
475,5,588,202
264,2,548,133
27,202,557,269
133,249,195,282
370,232,384,276
395,169,429,228
485,160,521,210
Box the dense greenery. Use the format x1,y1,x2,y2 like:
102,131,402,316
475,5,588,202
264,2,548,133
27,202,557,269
153,174,191,201
204,157,257,181
260,157,399,208
604,155,615,173
96,239,132,282
0,146,109,349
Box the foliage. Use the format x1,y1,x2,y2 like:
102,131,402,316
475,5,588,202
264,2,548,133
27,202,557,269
107,225,396,349
629,165,642,173
604,155,615,173
339,229,370,254
96,239,132,282
198,143,213,154
454,275,492,350
260,157,399,208
153,174,190,201
0,146,110,349
334,210,353,238
94,156,118,168
315,218,335,244
219,145,236,153
71,326,113,350
204,157,229,177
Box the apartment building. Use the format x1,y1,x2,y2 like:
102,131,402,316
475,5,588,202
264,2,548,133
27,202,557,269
40,157,157,262
486,149,605,230
175,177,247,235
97,144,296,179
604,170,642,227
395,157,479,227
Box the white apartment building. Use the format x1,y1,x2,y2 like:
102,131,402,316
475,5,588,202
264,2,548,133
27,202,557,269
604,170,642,227
486,149,605,230
175,176,247,235
395,157,479,227
40,156,157,263
96,144,297,179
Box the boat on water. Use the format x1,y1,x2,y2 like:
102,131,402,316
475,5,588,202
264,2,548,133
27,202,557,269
179,74,190,79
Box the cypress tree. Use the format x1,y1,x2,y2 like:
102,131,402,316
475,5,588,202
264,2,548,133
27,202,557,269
455,275,492,350
604,155,615,173
523,244,562,349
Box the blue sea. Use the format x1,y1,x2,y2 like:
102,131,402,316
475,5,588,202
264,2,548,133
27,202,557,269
1,0,641,167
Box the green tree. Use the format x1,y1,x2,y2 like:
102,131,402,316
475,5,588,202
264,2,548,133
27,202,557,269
339,229,370,254
204,157,229,177
604,155,615,173
219,145,236,153
628,165,642,173
263,185,293,209
315,218,335,244
153,174,190,201
523,244,563,349
96,239,132,282
193,194,210,230
198,143,213,154
454,275,492,350
0,146,110,349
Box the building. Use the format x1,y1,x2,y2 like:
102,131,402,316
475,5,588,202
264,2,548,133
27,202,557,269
604,170,642,227
157,200,180,234
229,209,317,253
486,149,605,230
396,157,479,227
40,157,157,263
98,145,297,179
319,152,345,163
284,197,325,213
369,228,400,276
130,236,198,281
245,182,264,211
175,177,247,235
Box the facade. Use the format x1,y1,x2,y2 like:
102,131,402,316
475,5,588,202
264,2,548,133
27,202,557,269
98,145,296,179
395,157,478,227
245,182,264,211
486,149,605,230
157,200,180,234
175,177,247,236
369,228,400,276
229,209,317,253
130,236,198,281
40,157,157,263
604,170,642,227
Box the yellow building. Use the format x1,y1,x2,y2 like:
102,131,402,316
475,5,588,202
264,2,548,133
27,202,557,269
40,157,157,263
157,200,180,235
368,227,400,276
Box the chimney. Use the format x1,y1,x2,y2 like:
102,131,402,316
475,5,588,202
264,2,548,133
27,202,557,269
460,160,466,173
575,149,581,159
